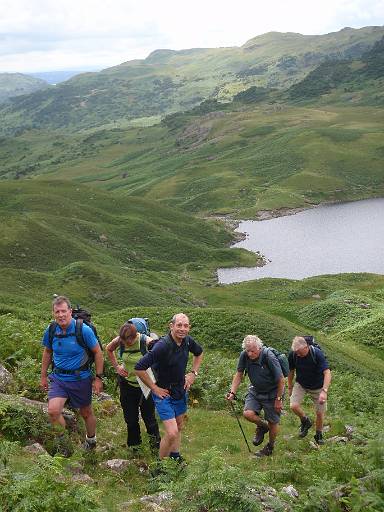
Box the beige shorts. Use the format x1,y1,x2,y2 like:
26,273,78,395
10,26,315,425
290,382,327,413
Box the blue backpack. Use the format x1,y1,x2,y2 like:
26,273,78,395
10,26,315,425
119,317,151,357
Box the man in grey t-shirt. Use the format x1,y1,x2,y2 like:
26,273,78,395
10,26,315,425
226,335,285,457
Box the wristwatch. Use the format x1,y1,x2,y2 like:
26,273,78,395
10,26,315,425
95,373,105,382
322,388,328,393
276,396,283,401
191,370,198,377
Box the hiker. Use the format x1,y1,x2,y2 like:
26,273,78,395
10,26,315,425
226,335,285,457
288,336,332,445
134,313,203,462
106,321,160,451
40,296,104,452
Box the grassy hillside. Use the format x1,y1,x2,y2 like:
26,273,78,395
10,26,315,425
1,100,382,217
0,26,383,133
0,180,259,310
0,73,49,103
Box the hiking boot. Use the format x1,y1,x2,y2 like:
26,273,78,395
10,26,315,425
299,417,312,438
254,442,273,458
314,432,325,445
83,438,97,451
252,423,269,446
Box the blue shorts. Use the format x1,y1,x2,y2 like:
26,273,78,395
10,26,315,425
152,392,188,421
48,374,93,409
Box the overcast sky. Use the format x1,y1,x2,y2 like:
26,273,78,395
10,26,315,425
1,0,383,73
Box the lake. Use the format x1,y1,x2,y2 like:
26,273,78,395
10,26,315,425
218,198,384,283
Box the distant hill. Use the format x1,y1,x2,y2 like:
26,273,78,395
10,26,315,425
28,69,101,85
0,73,49,103
0,26,383,132
287,35,384,103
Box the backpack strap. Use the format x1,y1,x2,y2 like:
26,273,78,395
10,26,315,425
293,345,318,365
74,318,92,370
48,321,57,349
258,347,270,368
309,345,317,364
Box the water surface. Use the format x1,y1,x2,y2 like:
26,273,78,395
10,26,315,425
218,198,384,283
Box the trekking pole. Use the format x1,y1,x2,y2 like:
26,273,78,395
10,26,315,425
228,399,253,454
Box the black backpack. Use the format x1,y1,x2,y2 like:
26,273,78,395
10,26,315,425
48,305,103,372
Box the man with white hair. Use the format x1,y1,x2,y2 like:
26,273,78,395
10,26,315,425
288,336,331,445
227,335,285,457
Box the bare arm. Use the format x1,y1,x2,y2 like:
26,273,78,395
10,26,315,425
319,369,332,404
91,345,104,394
106,337,128,377
274,374,286,411
40,348,53,390
184,352,203,390
287,369,295,396
226,370,244,400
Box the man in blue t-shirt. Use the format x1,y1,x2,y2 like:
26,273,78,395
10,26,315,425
40,296,104,453
135,313,203,462
288,336,331,445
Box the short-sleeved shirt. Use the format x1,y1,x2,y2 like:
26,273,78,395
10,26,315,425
134,333,203,390
42,319,98,381
237,348,282,394
119,333,149,387
288,347,329,389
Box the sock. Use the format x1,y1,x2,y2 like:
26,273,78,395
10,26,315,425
86,434,96,444
301,416,308,424
315,430,322,437
169,451,180,460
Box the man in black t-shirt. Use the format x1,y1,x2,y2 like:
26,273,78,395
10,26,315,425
288,336,331,445
226,335,285,457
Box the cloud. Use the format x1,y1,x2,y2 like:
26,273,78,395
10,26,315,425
0,0,383,72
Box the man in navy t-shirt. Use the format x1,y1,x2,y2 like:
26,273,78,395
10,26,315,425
135,313,203,462
288,336,331,445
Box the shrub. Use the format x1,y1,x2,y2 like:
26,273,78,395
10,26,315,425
0,451,102,512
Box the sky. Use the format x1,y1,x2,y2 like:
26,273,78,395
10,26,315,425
1,0,383,73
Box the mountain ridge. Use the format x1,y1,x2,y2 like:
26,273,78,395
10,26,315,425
1,26,383,133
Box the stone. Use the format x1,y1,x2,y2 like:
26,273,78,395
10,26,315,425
327,436,349,443
23,443,48,455
103,459,130,472
282,485,299,498
72,473,94,484
0,364,13,392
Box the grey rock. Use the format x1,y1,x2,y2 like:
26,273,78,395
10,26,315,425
23,443,48,455
140,491,173,505
282,484,299,498
103,459,130,471
328,436,349,443
0,364,12,392
72,473,94,484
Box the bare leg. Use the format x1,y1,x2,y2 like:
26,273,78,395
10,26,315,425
47,397,67,429
79,404,96,437
159,418,180,459
243,409,268,427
